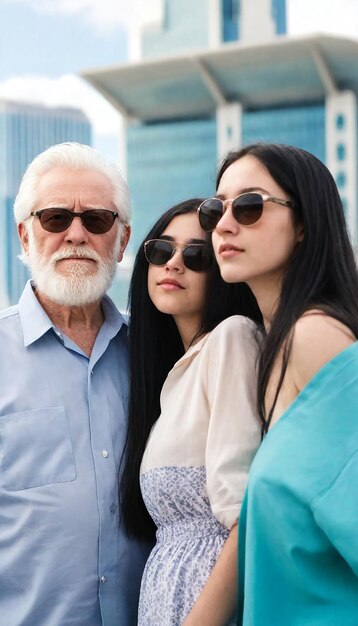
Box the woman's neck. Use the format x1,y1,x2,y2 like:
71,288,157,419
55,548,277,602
247,277,282,330
174,314,204,351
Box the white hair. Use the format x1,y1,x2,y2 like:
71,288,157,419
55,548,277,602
13,142,131,224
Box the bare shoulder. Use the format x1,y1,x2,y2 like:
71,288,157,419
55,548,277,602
290,310,356,390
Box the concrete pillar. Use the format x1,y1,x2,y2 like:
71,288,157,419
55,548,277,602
240,0,276,42
208,0,222,47
326,90,358,246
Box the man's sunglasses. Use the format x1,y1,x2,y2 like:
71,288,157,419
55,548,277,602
144,239,212,272
30,208,120,234
197,192,294,232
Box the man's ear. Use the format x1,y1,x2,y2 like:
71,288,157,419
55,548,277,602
117,224,131,263
18,222,29,254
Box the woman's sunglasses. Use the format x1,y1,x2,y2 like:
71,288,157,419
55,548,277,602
197,192,294,232
30,208,120,234
144,239,212,272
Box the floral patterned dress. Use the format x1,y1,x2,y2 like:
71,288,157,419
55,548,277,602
138,317,261,626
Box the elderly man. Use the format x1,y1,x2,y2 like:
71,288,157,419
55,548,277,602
0,143,149,626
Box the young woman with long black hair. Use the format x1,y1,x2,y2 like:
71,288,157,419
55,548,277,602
198,143,358,625
121,198,262,625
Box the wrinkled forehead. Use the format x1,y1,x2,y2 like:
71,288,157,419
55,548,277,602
33,167,117,211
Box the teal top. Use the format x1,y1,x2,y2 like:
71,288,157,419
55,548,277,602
238,342,358,626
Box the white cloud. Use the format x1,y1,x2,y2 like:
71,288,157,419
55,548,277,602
0,73,120,134
1,0,162,34
0,73,124,165
2,0,358,39
287,0,358,40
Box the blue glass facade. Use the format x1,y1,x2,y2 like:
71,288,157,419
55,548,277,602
142,0,286,58
243,104,325,161
272,0,287,35
127,117,217,252
222,0,240,42
127,103,325,256
0,101,91,306
142,0,210,58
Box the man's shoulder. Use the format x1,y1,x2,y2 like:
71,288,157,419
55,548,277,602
0,305,22,352
0,303,20,323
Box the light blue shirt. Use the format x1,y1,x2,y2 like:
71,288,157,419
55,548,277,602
0,281,149,626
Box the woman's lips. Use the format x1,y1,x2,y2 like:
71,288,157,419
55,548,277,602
157,278,184,290
218,243,244,258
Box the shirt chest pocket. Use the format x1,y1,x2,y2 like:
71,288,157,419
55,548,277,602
0,407,76,491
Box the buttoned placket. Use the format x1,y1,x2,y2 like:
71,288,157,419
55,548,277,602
59,319,124,622
86,328,124,623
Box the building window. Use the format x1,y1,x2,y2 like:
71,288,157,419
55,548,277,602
336,114,345,130
222,0,239,42
272,0,287,35
337,143,346,161
336,171,346,188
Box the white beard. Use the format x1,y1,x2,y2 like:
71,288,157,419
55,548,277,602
24,228,122,306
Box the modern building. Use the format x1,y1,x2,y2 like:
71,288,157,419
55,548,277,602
0,100,91,307
83,0,358,260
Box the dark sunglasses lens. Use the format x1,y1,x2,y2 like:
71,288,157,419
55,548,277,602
183,246,211,272
39,209,72,232
82,210,116,234
233,193,264,225
38,209,116,234
198,199,224,232
145,240,173,265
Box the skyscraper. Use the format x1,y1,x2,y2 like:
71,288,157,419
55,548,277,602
0,100,91,307
83,0,358,258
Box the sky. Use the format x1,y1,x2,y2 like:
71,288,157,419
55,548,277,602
0,0,358,166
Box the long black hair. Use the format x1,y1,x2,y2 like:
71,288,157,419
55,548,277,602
120,198,262,540
217,143,358,434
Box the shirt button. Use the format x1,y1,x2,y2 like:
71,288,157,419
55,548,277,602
102,450,109,458
100,576,107,583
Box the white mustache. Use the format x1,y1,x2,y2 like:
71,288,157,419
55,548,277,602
50,246,100,264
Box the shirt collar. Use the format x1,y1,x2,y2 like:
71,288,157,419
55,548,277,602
99,293,128,339
19,281,54,346
19,280,127,347
171,332,209,370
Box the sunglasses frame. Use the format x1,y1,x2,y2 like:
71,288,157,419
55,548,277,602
144,238,211,272
198,192,294,232
30,207,120,234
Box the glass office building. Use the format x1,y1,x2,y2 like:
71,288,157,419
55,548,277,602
0,100,91,307
126,102,327,250
83,0,358,311
141,0,287,57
